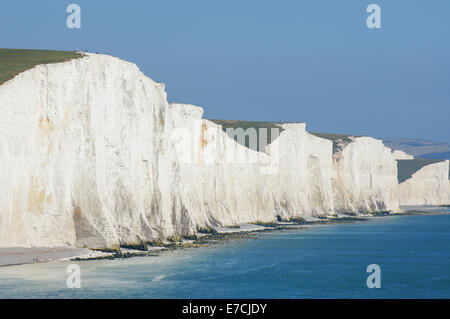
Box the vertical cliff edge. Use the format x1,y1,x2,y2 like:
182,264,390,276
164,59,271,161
0,53,405,249
397,159,450,206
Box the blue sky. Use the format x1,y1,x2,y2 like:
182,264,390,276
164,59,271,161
1,0,449,142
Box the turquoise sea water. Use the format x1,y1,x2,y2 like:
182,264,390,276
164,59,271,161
1,213,449,298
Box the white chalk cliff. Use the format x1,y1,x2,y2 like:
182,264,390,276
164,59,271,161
332,137,399,214
392,150,414,160
0,53,421,250
398,160,450,206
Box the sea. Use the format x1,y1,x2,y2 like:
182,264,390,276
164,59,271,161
0,213,449,298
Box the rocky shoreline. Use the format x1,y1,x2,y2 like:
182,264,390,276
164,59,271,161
1,207,448,268
52,208,450,264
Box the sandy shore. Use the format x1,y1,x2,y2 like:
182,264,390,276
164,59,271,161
0,247,113,267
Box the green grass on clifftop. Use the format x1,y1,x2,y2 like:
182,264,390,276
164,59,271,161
0,48,83,85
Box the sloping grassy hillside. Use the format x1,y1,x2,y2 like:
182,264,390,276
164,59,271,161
382,138,450,159
209,119,284,152
0,49,82,85
397,159,446,183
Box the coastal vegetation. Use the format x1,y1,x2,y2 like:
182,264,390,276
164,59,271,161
0,48,82,85
284,217,307,224
197,226,219,235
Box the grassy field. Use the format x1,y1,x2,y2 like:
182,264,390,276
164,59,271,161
209,119,284,152
397,158,446,183
0,48,83,85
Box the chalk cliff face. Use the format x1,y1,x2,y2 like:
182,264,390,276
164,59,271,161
332,137,400,214
392,150,414,160
398,160,450,206
169,118,335,228
0,54,170,248
0,54,400,249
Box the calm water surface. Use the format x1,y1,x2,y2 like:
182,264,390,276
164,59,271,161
1,213,449,298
